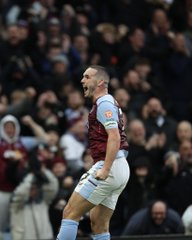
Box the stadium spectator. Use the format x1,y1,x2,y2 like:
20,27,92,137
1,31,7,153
122,69,153,117
60,4,81,38
75,149,94,182
47,17,61,40
126,118,167,175
0,87,36,118
133,57,169,104
126,119,149,166
0,24,24,68
64,89,89,126
1,54,42,97
60,116,87,174
73,34,89,64
122,200,184,235
157,146,192,215
91,23,118,67
113,88,133,123
10,158,58,240
169,120,192,151
43,53,70,93
162,32,192,121
145,7,171,71
122,156,156,223
118,27,146,68
33,90,61,129
49,157,74,237
0,115,29,237
143,97,177,151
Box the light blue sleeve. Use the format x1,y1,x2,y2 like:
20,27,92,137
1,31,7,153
97,101,118,129
20,136,41,151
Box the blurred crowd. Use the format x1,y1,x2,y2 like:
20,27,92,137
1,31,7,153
1,0,192,239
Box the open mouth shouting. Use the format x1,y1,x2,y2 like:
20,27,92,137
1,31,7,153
83,86,88,95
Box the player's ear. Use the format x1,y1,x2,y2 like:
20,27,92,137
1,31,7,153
97,79,105,86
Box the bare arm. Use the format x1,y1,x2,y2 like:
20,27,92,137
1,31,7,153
95,128,120,180
21,115,48,142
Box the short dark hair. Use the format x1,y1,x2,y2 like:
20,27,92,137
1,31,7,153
89,65,110,87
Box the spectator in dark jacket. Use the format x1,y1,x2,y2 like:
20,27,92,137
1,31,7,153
122,200,184,236
158,142,192,216
143,97,177,149
122,156,156,223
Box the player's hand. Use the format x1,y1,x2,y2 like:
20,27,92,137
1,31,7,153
94,168,109,180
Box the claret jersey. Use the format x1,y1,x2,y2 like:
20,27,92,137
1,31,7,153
88,94,128,163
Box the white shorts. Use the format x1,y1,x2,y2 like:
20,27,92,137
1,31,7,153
75,157,130,210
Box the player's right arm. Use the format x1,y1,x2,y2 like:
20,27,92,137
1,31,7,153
95,100,120,180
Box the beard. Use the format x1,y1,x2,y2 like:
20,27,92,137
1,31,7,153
84,85,95,98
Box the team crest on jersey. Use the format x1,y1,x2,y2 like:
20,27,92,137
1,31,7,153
104,110,112,118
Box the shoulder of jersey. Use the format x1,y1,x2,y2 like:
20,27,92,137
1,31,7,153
96,94,114,105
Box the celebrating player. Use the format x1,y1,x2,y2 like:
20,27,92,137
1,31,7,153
56,65,130,240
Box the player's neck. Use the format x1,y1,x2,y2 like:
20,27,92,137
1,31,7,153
93,88,108,102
